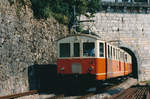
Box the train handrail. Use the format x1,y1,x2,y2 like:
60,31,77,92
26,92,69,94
0,90,39,99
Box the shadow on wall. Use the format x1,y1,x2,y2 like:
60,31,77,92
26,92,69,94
28,64,58,93
28,64,133,96
28,64,95,96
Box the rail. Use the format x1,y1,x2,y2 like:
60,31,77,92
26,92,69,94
46,94,64,99
0,90,39,99
77,93,95,99
109,86,150,99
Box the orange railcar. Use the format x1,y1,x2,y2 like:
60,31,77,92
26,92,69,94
57,34,132,81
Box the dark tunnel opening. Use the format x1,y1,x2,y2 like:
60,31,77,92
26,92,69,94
120,47,138,79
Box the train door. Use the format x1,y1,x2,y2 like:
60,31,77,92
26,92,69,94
123,52,126,76
96,41,106,80
106,43,113,79
124,53,128,75
119,50,125,76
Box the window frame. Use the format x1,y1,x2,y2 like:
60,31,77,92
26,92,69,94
99,41,105,58
120,51,122,61
107,43,112,59
113,47,115,60
125,53,128,62
59,43,71,58
73,43,80,57
110,46,112,59
83,42,96,57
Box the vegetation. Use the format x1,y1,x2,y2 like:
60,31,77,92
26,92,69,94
30,0,100,25
8,0,100,29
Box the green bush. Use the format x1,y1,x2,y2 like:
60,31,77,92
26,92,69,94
26,0,100,25
42,7,53,18
53,13,69,25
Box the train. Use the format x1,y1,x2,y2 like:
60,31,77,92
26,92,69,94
57,33,132,88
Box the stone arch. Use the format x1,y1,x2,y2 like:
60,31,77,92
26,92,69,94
119,42,141,79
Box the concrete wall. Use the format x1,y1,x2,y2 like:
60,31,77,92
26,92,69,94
80,12,150,81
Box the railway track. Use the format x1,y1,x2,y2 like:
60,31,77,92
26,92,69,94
74,78,129,99
0,90,64,99
73,78,137,99
0,90,39,99
45,94,64,99
109,86,150,99
0,78,137,99
77,93,95,99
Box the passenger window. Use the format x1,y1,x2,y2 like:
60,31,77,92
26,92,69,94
120,52,123,61
110,46,112,58
74,43,80,57
83,42,95,57
59,43,70,57
118,50,120,60
113,48,115,59
99,43,104,57
108,45,110,58
116,49,118,60
125,54,127,62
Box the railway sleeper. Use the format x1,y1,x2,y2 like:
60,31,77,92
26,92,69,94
134,87,147,99
120,88,136,99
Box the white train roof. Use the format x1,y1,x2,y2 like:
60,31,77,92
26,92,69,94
57,34,104,43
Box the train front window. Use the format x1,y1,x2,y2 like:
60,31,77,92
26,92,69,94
74,43,80,57
99,43,104,57
59,43,70,57
83,42,95,57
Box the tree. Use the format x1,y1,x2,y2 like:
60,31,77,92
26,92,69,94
30,0,100,25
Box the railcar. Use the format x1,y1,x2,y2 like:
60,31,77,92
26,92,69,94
57,34,132,82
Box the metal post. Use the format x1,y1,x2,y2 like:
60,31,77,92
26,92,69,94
148,0,150,4
131,0,135,3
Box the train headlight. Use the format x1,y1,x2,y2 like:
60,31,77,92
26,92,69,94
88,66,94,71
60,67,64,71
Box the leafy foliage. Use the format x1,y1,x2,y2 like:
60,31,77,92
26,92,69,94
16,0,101,25
30,0,100,24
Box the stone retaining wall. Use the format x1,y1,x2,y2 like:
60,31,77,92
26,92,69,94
0,0,69,96
81,12,150,81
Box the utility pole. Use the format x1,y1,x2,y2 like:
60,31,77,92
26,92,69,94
72,5,78,34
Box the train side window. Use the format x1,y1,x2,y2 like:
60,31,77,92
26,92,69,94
120,52,123,61
111,46,112,59
125,54,127,62
116,49,117,60
74,43,80,57
59,43,70,57
113,48,115,60
129,56,132,63
99,43,104,57
127,55,128,62
122,52,125,62
121,52,124,62
83,42,95,57
118,50,120,60
108,45,111,58
119,51,122,61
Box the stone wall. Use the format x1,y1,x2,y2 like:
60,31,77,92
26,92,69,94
80,12,150,81
1,0,150,97
0,0,69,96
